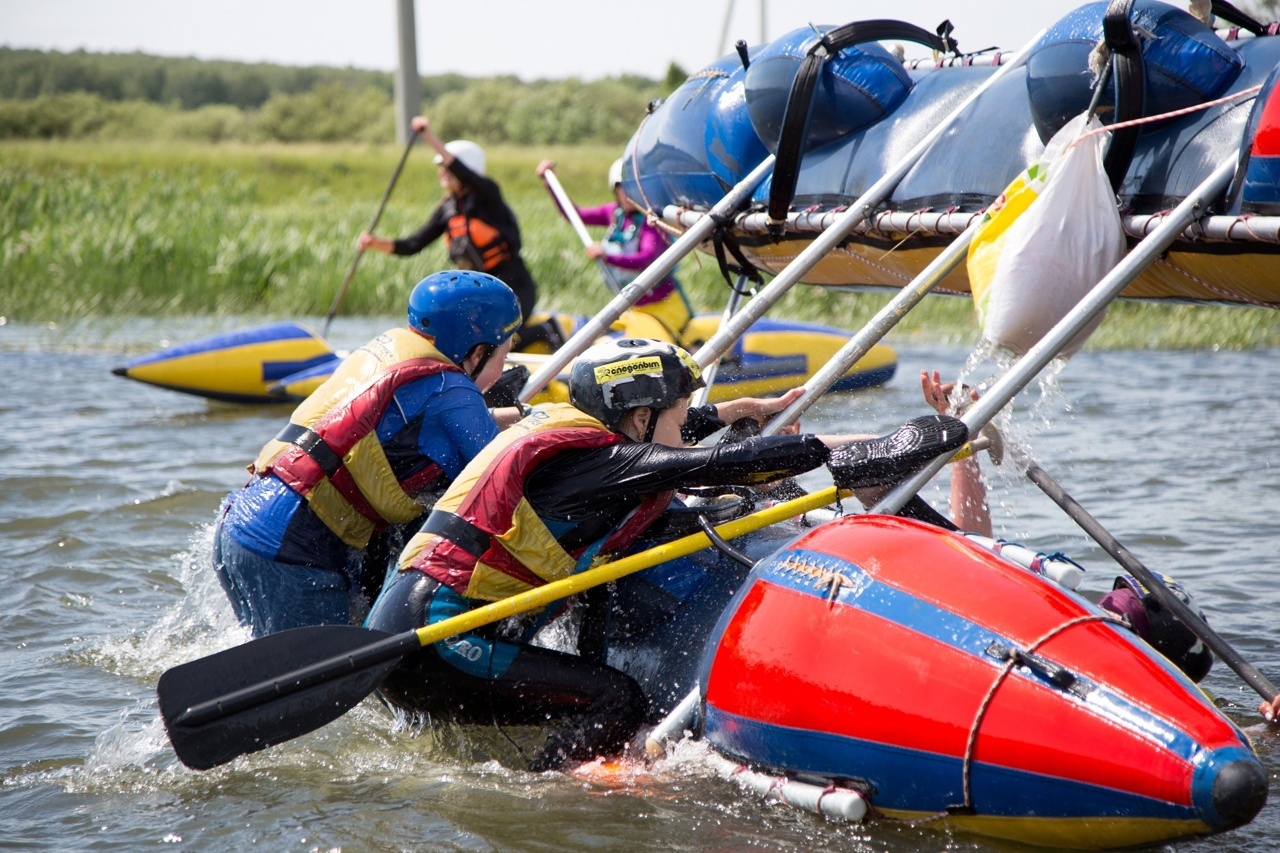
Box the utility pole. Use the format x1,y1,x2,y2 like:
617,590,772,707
717,0,767,58
394,0,421,144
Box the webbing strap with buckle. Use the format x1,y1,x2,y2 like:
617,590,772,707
276,423,343,478
767,19,959,228
1102,0,1146,192
422,510,492,558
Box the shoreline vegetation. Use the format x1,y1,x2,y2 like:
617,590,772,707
2,49,1278,350
6,140,1280,350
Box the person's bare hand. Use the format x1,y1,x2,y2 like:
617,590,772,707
585,243,606,260
410,115,430,135
536,159,555,177
921,369,977,415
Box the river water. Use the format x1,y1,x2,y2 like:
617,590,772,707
2,315,1278,852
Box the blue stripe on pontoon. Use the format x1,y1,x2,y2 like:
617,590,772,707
755,549,1203,763
261,353,340,382
123,322,318,368
703,706,1199,820
716,355,810,382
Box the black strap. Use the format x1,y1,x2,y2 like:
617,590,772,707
1211,0,1267,36
1102,0,1146,193
711,216,764,286
422,510,492,558
276,423,343,478
767,19,959,227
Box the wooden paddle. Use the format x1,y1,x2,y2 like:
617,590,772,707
322,133,417,336
158,486,846,771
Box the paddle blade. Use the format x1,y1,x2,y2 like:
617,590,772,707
158,625,409,771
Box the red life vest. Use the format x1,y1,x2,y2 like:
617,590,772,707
400,403,673,602
252,328,462,549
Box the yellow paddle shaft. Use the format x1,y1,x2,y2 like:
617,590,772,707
411,486,847,647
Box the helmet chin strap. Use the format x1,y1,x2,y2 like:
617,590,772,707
641,408,658,443
467,343,496,381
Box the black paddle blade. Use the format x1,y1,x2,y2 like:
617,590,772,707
158,624,417,771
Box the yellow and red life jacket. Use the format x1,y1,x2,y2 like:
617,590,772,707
252,328,462,549
400,403,673,602
447,212,513,272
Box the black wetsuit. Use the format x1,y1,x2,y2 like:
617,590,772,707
393,158,538,323
366,409,832,770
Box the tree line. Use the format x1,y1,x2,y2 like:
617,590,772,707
0,48,685,144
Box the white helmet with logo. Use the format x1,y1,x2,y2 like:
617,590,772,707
435,140,486,177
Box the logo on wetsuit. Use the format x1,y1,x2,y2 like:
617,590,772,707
442,635,485,663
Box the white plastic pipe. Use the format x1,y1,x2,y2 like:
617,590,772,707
706,752,868,822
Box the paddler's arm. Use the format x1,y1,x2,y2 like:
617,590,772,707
490,405,530,429
712,387,804,430
923,370,992,536
358,204,446,256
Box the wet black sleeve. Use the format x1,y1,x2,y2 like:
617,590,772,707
680,405,726,444
525,434,830,521
394,203,448,256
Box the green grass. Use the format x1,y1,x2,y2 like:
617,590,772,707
4,140,1279,349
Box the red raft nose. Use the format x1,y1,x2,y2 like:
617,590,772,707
698,515,1266,849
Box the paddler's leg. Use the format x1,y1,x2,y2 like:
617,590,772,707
213,521,350,636
211,510,254,629
512,317,565,353
368,571,646,770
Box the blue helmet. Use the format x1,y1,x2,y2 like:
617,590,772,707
407,271,522,365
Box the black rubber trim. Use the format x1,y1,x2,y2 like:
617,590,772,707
422,510,492,557
276,423,343,478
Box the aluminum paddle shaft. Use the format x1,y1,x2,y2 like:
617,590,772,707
542,168,623,293
692,34,1041,373
873,154,1240,515
518,156,776,403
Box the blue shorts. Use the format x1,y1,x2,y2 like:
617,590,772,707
213,515,356,637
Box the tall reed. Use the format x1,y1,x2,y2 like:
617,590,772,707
4,141,1278,349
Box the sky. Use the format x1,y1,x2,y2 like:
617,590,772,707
3,1,1089,81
